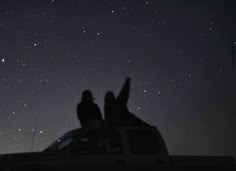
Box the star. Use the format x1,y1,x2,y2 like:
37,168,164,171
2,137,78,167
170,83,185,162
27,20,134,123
1,58,5,63
18,79,22,84
127,59,132,64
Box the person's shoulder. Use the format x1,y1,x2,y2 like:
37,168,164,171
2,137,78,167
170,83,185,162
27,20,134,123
92,102,100,108
76,102,84,108
77,102,81,106
93,102,99,105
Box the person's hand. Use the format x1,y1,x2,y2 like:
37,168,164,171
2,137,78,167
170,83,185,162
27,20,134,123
125,77,131,83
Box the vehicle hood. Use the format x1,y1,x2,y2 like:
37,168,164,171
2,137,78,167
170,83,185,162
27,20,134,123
0,151,54,161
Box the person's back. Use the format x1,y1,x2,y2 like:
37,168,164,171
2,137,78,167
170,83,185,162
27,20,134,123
77,90,102,128
104,91,116,119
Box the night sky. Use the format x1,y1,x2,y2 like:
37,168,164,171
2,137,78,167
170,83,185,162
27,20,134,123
0,0,236,157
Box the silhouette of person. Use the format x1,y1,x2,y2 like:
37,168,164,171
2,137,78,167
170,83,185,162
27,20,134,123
104,78,150,127
77,90,102,128
104,78,130,122
104,91,115,119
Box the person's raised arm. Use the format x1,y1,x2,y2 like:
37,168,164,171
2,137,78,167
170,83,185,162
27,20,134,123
117,77,131,105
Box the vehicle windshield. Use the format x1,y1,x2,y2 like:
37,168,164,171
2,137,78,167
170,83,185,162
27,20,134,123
44,130,80,152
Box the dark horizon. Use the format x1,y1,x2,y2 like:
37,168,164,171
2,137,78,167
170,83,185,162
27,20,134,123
0,0,235,158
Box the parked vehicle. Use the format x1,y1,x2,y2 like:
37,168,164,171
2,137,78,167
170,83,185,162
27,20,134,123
0,125,235,170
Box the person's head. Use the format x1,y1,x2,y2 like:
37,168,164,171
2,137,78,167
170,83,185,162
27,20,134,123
81,90,94,102
105,91,115,104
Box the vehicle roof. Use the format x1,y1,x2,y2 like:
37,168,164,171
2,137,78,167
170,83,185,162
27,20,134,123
63,125,157,137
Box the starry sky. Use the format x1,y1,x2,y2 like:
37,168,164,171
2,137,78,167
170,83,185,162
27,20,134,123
0,0,236,157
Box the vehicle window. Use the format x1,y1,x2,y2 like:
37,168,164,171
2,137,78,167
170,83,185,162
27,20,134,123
72,129,122,155
57,138,73,150
127,130,161,154
45,136,75,152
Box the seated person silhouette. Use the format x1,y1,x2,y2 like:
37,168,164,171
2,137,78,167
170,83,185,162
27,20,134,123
104,77,150,127
77,90,103,128
104,91,116,120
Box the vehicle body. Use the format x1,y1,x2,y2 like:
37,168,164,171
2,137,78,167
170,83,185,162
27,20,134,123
0,125,235,170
